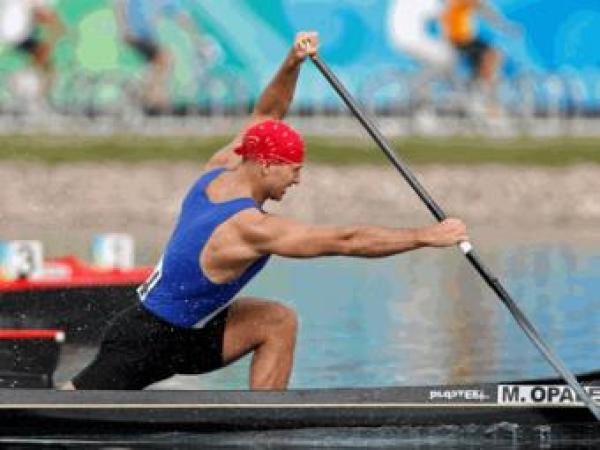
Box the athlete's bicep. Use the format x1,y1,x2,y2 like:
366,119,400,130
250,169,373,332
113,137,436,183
240,213,350,258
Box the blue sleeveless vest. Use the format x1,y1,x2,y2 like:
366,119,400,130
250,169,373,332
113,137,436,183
138,167,270,328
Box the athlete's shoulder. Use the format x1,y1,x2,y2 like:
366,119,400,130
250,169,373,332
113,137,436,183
229,208,268,226
228,210,279,241
199,164,228,179
204,142,243,171
200,165,227,179
183,166,224,199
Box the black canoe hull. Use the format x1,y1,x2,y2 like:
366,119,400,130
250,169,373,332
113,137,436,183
0,373,598,435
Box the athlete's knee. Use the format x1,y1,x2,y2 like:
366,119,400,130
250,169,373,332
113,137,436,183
154,49,172,69
484,48,500,65
33,43,51,64
269,303,298,337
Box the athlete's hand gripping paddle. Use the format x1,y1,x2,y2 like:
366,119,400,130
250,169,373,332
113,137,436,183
297,34,318,61
308,53,600,421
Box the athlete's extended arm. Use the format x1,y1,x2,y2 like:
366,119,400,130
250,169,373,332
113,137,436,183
478,1,521,35
113,0,131,40
239,213,468,259
205,31,318,170
34,5,65,44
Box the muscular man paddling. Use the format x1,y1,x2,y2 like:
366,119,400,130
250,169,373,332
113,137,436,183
67,32,468,390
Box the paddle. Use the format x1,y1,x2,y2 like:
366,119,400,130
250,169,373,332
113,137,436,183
309,54,600,421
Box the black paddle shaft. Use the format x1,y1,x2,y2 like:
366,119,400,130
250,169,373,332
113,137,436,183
310,54,600,421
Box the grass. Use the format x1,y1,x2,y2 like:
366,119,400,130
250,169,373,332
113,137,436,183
0,134,598,166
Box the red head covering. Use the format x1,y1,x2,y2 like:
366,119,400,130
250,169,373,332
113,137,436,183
234,119,304,165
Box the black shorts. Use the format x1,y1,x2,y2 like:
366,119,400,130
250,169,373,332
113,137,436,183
72,304,229,390
455,38,491,72
126,38,160,62
16,35,42,55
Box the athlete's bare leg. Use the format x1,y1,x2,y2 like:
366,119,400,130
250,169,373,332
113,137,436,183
30,42,54,98
63,298,298,390
146,48,172,111
222,297,298,390
479,48,501,87
476,48,503,117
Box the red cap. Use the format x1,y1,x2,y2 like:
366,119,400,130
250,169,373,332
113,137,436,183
234,119,304,165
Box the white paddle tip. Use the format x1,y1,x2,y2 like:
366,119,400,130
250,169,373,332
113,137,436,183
459,241,473,254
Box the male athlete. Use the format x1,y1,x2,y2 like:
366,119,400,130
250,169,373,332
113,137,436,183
0,0,64,97
441,0,520,90
66,31,468,391
114,0,201,113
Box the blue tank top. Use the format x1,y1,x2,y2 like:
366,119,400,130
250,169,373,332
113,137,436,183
138,167,270,328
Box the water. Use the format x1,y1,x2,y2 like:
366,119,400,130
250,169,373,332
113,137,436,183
3,425,599,449
54,235,600,390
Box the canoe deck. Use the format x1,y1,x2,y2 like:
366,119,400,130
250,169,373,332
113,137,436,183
0,372,598,435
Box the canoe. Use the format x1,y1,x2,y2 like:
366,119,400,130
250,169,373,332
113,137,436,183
0,371,597,439
0,256,149,344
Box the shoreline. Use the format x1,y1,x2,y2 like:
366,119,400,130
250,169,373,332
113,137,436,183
1,162,599,260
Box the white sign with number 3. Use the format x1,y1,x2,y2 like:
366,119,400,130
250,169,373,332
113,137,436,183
1,240,44,280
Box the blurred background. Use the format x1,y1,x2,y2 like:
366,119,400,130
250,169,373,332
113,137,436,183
0,0,598,390
0,0,597,135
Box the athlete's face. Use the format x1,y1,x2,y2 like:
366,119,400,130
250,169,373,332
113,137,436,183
264,163,302,201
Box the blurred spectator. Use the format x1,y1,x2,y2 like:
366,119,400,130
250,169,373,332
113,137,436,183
388,0,453,70
387,0,455,132
0,0,64,98
114,0,203,114
441,0,520,91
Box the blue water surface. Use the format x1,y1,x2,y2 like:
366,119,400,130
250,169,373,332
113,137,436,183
158,241,599,390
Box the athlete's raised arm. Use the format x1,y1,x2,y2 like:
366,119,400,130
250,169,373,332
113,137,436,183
250,31,318,122
478,1,521,35
205,31,319,170
236,211,468,259
34,2,65,44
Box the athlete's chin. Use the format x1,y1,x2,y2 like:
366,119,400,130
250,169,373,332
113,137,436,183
270,190,286,201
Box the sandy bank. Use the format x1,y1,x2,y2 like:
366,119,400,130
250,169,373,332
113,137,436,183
1,163,599,256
